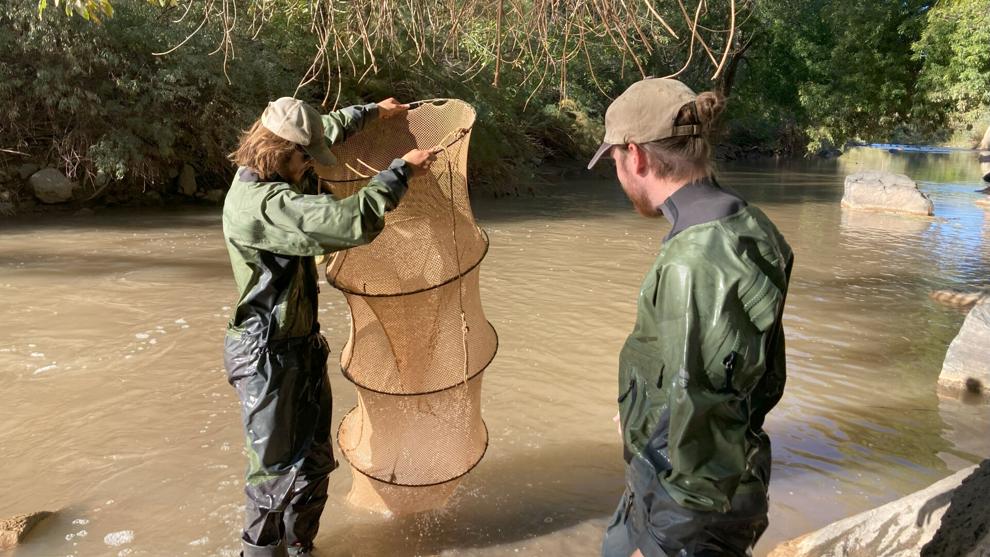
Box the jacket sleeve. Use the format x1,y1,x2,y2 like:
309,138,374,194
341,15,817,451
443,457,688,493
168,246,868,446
652,256,784,512
230,159,410,256
321,103,379,146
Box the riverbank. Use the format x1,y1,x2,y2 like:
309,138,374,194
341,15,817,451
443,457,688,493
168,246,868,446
0,143,831,218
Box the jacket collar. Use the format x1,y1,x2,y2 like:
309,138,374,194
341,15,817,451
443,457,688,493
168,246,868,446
658,176,747,242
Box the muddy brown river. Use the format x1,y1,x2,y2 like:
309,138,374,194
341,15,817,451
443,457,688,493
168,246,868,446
2,147,989,556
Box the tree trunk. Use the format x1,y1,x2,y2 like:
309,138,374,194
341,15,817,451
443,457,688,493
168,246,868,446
716,31,759,98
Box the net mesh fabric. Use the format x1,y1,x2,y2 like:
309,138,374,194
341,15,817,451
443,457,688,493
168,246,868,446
318,99,496,514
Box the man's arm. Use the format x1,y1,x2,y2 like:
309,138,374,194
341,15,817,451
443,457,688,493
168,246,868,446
321,103,380,147
227,160,411,256
322,97,409,146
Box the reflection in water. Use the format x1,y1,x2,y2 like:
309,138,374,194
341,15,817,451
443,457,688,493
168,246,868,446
1,151,989,556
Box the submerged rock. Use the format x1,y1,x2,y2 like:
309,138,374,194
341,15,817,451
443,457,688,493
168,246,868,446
841,171,934,216
29,168,75,204
930,290,987,310
940,296,990,399
769,465,979,557
0,511,54,549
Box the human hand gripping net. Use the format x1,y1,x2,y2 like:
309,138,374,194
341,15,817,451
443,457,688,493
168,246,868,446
316,99,497,514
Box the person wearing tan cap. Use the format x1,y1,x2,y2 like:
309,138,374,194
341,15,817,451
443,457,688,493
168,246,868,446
590,79,794,556
221,96,435,557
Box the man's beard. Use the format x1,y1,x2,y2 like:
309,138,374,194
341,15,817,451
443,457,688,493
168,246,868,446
629,184,659,218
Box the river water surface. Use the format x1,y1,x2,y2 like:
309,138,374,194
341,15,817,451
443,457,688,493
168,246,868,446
2,148,989,556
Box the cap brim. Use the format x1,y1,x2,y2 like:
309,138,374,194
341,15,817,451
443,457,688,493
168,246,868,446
587,143,614,170
305,141,337,167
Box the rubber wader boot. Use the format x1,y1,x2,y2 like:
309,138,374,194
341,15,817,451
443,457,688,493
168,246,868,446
242,538,289,557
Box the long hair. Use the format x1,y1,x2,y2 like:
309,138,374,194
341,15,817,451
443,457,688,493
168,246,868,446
639,91,726,181
228,120,296,179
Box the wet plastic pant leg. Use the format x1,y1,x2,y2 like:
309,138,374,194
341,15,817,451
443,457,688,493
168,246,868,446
225,334,336,555
284,371,337,550
601,458,768,557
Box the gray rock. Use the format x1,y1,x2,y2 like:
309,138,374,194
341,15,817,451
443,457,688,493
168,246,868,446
841,171,934,216
178,164,197,196
17,163,40,180
922,460,990,556
29,168,76,204
204,188,225,203
940,296,990,398
768,465,980,557
94,170,110,188
979,151,989,183
0,511,54,550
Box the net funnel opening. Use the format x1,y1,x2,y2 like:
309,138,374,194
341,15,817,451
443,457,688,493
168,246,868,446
320,99,495,514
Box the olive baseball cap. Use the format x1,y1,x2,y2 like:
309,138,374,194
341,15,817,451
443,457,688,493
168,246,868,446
261,97,337,166
587,78,701,169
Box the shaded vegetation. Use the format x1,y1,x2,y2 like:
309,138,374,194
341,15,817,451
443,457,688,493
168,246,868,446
0,0,988,212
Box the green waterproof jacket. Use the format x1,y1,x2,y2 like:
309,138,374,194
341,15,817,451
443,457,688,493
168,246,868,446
222,103,410,343
618,178,793,514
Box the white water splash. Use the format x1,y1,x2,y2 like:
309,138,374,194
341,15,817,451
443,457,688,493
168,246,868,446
103,530,134,546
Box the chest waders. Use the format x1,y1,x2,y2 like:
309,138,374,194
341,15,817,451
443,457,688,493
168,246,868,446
222,103,410,556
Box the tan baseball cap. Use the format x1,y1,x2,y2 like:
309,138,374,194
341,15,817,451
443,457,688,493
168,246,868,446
587,78,701,169
261,97,336,166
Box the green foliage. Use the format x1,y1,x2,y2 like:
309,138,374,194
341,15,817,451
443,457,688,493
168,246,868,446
3,0,608,199
912,0,990,145
4,0,990,209
726,0,932,154
2,0,316,195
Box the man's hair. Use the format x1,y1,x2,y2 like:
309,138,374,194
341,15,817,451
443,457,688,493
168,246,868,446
638,91,726,181
229,120,297,178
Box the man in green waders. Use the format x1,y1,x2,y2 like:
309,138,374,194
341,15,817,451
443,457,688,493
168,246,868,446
222,96,435,556
589,79,793,556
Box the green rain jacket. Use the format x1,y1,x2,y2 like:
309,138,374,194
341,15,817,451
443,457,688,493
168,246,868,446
618,178,793,514
222,103,410,344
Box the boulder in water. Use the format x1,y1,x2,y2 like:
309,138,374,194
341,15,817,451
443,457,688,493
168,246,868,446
768,465,978,557
29,168,76,204
841,171,934,216
940,296,990,399
0,511,54,550
921,459,990,557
